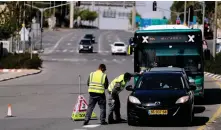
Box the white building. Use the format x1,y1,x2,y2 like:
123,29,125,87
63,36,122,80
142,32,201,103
81,1,135,30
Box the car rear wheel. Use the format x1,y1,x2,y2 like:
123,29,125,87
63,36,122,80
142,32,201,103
79,50,81,53
112,53,115,55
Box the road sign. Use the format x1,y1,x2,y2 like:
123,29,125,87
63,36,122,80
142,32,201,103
71,95,97,121
19,27,29,41
193,16,197,24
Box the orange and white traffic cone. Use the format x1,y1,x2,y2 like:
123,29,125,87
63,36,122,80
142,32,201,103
6,104,13,117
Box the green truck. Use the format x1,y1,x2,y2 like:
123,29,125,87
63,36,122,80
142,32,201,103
128,25,211,99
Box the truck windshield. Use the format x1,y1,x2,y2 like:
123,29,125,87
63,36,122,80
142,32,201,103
138,45,202,72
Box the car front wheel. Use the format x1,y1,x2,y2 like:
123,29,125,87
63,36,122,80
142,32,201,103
183,110,194,126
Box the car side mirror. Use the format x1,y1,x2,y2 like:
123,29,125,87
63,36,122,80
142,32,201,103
204,49,211,60
189,79,195,84
125,85,134,91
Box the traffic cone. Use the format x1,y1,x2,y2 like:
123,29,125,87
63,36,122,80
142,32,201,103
6,104,13,117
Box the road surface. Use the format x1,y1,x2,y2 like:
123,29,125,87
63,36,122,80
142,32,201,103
0,29,221,130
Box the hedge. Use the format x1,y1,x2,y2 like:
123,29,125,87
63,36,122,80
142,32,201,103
204,53,221,74
0,53,42,69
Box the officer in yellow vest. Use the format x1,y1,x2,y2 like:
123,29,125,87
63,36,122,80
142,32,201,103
83,64,109,125
107,72,132,124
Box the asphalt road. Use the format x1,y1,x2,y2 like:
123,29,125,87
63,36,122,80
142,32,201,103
0,29,221,130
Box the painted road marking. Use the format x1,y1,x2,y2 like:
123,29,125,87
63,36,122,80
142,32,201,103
98,31,110,53
45,32,73,54
83,124,100,128
197,77,221,130
63,49,67,52
67,43,71,46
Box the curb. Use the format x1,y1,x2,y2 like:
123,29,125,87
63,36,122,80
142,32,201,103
0,69,42,82
0,69,23,73
204,72,221,80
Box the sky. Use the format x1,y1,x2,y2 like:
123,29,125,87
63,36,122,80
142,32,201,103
136,1,173,19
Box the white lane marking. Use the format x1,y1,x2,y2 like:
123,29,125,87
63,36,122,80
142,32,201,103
122,58,126,61
98,31,111,53
63,49,67,52
116,34,121,42
70,50,74,52
67,43,71,46
45,32,73,54
113,59,122,64
92,59,97,61
102,59,107,62
83,124,100,128
73,129,87,130
55,50,60,52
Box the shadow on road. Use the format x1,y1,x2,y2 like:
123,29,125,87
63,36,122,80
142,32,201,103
194,106,206,114
195,88,221,105
138,116,209,127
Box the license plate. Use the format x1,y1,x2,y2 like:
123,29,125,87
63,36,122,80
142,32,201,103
118,49,122,51
84,48,89,50
148,110,168,115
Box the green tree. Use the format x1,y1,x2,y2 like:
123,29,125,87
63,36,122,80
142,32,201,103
129,10,141,26
170,1,219,24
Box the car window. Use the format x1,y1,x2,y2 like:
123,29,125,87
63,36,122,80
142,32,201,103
84,35,93,38
80,40,91,45
136,73,184,90
114,43,125,46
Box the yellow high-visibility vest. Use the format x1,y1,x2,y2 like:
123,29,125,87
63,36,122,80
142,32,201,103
88,70,106,94
108,74,126,94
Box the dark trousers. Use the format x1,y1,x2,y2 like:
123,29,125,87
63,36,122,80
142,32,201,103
108,92,121,121
84,93,106,123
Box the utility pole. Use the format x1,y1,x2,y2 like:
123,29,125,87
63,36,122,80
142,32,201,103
54,1,55,16
132,1,136,30
184,1,187,25
69,1,74,28
23,1,26,52
213,1,218,58
188,7,190,27
202,1,205,39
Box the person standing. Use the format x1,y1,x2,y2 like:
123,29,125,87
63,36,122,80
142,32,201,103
107,72,132,124
83,64,109,125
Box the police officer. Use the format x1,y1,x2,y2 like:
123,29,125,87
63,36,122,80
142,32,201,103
83,64,109,125
107,72,132,124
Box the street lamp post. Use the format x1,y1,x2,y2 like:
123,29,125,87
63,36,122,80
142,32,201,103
213,1,218,58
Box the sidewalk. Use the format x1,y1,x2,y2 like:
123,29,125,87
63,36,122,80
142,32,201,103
206,117,221,130
0,69,42,82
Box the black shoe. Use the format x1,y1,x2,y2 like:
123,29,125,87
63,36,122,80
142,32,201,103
83,120,89,126
101,121,108,125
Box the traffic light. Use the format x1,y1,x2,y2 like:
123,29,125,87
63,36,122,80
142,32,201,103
189,5,194,22
153,1,157,11
76,1,81,6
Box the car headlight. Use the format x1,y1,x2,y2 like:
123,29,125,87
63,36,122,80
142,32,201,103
175,96,189,104
129,96,141,104
80,45,83,49
89,46,91,48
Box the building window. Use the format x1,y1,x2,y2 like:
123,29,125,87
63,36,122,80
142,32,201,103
103,9,116,18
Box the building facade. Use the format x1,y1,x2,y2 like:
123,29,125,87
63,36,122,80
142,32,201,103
81,1,134,30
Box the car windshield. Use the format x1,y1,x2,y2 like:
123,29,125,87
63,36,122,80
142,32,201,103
80,40,91,45
114,43,125,46
136,73,184,90
84,35,93,38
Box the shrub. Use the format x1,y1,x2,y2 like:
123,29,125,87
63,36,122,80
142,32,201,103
204,53,221,74
0,53,42,69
